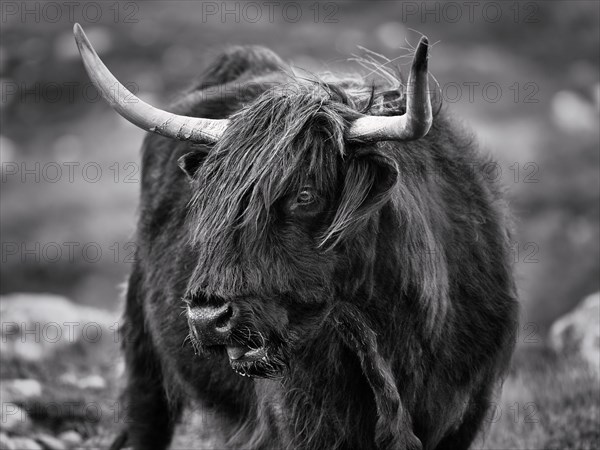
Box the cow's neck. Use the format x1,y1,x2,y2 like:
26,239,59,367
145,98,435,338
245,330,378,449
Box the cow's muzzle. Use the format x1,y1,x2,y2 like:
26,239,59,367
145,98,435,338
187,302,237,346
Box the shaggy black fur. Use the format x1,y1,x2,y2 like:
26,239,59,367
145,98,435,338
111,46,518,450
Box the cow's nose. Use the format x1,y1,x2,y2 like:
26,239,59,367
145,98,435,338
188,302,236,345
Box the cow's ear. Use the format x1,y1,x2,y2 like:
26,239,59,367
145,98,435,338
364,152,398,206
178,147,209,179
348,151,398,213
322,151,397,247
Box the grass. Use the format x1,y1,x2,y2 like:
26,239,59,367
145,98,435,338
2,338,598,449
482,347,600,449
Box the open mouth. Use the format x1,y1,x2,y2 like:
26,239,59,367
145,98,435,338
227,345,267,363
226,345,284,378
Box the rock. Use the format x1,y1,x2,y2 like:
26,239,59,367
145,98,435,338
58,373,106,390
0,432,15,450
0,293,117,362
549,292,600,376
58,372,78,386
56,431,82,446
6,437,42,450
114,358,125,379
2,379,43,401
78,433,116,449
35,434,66,450
76,375,106,390
1,339,44,362
551,90,598,134
0,403,32,434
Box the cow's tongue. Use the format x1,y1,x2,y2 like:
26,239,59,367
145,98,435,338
226,345,266,362
227,346,250,360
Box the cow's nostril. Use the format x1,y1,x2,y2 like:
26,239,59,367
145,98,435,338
215,305,234,331
188,302,236,345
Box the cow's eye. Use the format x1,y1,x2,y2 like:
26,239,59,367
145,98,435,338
296,188,316,205
287,186,322,215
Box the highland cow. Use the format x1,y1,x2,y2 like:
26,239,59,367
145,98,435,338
74,23,518,450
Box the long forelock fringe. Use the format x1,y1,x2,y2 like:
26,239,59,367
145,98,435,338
189,81,353,252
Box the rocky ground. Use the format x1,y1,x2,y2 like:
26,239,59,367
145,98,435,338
1,294,121,449
482,295,600,449
1,292,599,450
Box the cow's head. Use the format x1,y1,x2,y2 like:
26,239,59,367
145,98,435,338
74,24,432,379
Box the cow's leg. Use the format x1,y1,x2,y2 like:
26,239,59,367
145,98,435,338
116,336,182,450
111,269,183,450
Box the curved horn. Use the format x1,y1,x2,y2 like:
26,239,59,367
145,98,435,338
73,23,228,143
347,36,433,142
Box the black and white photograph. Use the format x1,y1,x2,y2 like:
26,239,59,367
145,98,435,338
1,1,599,449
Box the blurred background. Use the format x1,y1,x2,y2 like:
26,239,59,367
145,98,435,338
0,1,598,448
